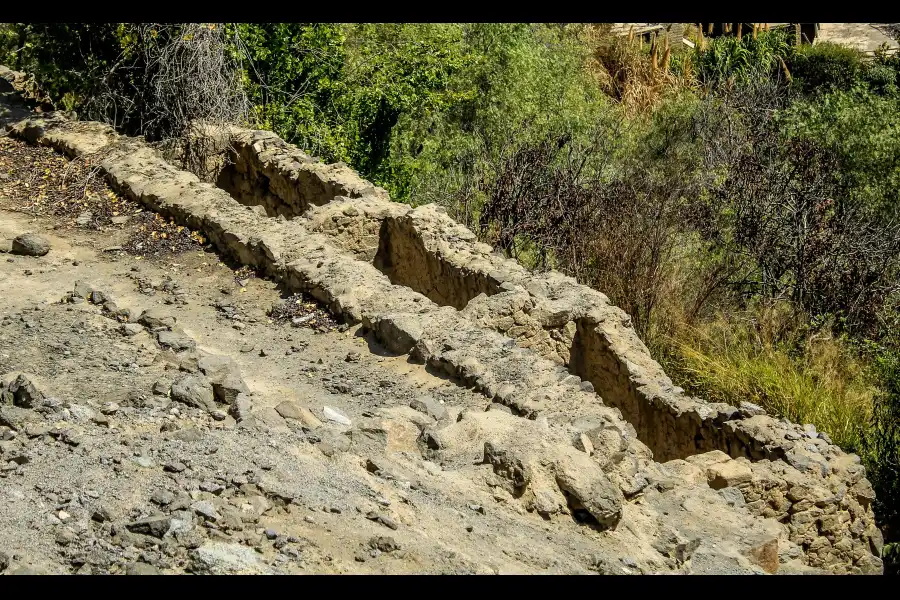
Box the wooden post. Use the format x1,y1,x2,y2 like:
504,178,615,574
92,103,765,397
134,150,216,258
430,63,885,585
795,23,801,46
737,23,743,40
752,23,758,39
707,23,714,35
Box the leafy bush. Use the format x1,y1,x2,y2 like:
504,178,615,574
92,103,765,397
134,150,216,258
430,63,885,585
788,42,864,94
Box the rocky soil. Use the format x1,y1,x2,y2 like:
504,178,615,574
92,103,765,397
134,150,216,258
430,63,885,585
0,136,689,575
0,102,881,575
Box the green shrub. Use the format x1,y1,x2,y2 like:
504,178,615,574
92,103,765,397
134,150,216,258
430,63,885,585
788,42,864,94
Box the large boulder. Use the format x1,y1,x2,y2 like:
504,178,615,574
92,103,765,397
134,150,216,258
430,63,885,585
553,449,624,529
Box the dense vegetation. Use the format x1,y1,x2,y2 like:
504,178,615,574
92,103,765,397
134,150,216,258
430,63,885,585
2,22,900,572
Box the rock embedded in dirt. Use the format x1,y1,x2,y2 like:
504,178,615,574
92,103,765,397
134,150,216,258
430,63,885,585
151,380,169,396
323,406,351,426
126,515,172,539
274,401,304,421
120,323,144,337
126,563,160,575
211,372,248,406
3,374,44,408
230,393,253,422
156,330,196,351
171,427,203,443
409,396,447,422
137,308,176,330
10,233,50,256
170,374,216,412
369,536,400,553
240,407,289,434
150,489,175,506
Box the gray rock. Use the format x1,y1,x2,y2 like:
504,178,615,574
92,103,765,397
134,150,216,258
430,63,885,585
5,374,44,408
172,427,203,443
191,542,272,575
133,456,155,469
369,536,400,552
150,489,175,506
211,372,248,406
240,407,289,434
11,233,50,257
553,454,624,530
163,461,186,473
156,330,196,351
126,515,172,538
121,323,144,337
55,527,76,546
170,374,216,412
409,396,447,421
191,500,220,521
199,481,225,494
718,486,746,508
365,511,399,530
739,401,767,417
138,308,176,330
125,563,160,575
230,393,253,422
197,354,238,382
316,430,351,457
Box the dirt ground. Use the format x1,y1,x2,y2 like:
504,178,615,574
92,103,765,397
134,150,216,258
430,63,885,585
0,134,655,575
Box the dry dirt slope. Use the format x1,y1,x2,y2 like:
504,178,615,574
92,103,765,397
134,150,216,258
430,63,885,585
0,69,884,575
0,130,765,576
0,195,610,575
0,150,790,576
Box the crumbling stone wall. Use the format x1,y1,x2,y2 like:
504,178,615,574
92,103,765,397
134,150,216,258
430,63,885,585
167,126,390,219
2,101,884,573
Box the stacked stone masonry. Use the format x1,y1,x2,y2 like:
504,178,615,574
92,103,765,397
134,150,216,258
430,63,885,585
0,97,884,573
